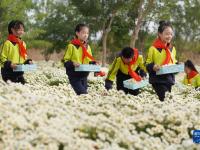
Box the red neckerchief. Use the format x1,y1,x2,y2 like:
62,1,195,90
127,48,142,81
7,34,27,59
187,70,198,84
71,39,105,76
71,39,94,63
153,38,173,65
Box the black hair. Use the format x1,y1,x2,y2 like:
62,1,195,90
75,23,89,33
74,23,89,38
158,20,173,33
184,60,198,72
121,47,134,59
8,20,25,34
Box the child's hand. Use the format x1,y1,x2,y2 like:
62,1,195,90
153,64,160,72
89,61,97,65
95,61,100,65
29,60,33,64
142,77,147,80
94,71,106,77
24,59,33,64
73,62,80,67
11,64,17,69
176,62,183,64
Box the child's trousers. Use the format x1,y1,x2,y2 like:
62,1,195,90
1,68,25,84
69,76,88,95
116,70,140,96
152,83,172,101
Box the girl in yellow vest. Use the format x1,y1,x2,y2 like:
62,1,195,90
62,23,103,95
146,21,178,101
0,20,32,84
105,47,146,95
183,60,200,88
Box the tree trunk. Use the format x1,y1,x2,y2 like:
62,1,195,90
130,0,144,48
101,13,115,67
42,49,51,62
130,0,155,48
102,30,108,67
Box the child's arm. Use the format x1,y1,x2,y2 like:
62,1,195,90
24,59,33,64
23,41,33,64
0,42,13,69
145,47,160,73
172,47,178,64
182,76,187,85
105,58,120,90
196,75,200,87
88,45,93,56
138,55,147,77
63,44,76,69
87,45,97,64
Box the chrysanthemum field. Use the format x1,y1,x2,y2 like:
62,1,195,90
0,61,200,150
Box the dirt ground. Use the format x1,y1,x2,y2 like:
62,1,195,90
27,49,64,61
179,51,200,65
28,49,200,65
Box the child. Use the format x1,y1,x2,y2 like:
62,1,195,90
183,60,200,88
105,47,146,95
146,21,177,101
0,20,32,84
63,23,100,95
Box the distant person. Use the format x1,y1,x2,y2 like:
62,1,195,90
105,47,146,95
0,20,33,84
183,60,200,88
145,21,178,101
62,23,104,95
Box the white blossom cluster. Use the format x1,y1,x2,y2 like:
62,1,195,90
0,61,200,150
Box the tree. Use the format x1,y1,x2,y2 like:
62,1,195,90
72,0,125,66
0,0,33,40
29,0,83,60
129,0,155,48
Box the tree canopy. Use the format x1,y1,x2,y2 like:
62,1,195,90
0,0,200,63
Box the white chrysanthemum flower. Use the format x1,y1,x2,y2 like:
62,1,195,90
0,61,200,149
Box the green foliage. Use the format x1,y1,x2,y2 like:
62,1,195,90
23,29,53,49
1,0,200,60
0,0,33,41
48,80,65,86
118,141,129,149
71,0,126,30
34,1,83,54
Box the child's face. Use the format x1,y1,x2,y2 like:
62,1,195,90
159,27,173,44
76,27,89,42
184,66,191,74
122,57,132,64
11,25,24,37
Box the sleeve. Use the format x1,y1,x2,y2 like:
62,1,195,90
182,76,188,85
105,79,113,90
105,57,120,90
87,45,96,64
106,57,120,82
145,46,155,73
0,42,12,69
138,55,147,73
135,55,146,77
21,41,32,64
23,41,27,49
172,47,178,64
63,44,74,69
196,75,200,87
24,59,32,64
87,45,93,56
